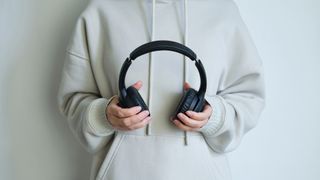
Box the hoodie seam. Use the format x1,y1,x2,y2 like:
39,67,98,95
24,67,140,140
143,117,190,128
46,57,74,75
66,49,90,61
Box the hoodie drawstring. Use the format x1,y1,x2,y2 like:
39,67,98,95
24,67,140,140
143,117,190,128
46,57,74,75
146,0,156,136
183,0,189,146
147,0,189,146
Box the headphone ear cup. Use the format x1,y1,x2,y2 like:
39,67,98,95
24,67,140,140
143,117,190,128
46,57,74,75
174,88,198,118
126,86,149,112
193,95,205,112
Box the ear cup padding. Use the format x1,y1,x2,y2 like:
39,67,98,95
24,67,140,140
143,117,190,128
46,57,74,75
193,96,205,112
174,88,198,117
126,86,149,111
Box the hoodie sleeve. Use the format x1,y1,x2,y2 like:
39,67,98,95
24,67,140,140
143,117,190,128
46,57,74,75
57,16,117,154
198,1,266,153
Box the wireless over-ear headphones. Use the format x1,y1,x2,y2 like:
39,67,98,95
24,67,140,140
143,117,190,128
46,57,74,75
118,40,207,120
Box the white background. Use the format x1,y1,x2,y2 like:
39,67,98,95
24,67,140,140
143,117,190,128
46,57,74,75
1,0,319,179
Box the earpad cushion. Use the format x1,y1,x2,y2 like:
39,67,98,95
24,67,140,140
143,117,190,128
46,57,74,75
174,88,198,117
126,86,149,111
193,96,205,112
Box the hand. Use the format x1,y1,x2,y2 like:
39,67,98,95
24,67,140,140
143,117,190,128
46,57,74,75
171,82,213,131
105,80,152,131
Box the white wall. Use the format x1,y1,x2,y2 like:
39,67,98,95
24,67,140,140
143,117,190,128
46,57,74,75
0,1,92,180
1,0,319,180
229,0,320,179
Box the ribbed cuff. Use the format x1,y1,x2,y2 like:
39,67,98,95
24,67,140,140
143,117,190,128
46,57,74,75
198,94,226,136
86,95,118,136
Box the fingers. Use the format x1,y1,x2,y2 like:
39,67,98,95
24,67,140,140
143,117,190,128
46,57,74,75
121,110,150,127
171,100,213,131
174,113,208,129
183,81,191,91
131,80,143,90
112,111,151,130
185,104,213,121
171,118,198,131
127,116,152,130
108,97,143,118
108,80,144,118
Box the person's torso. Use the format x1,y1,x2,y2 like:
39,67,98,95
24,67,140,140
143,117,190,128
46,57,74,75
83,0,226,137
81,1,233,180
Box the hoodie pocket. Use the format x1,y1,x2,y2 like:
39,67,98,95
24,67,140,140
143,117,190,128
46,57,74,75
96,132,126,180
100,134,231,180
199,136,232,180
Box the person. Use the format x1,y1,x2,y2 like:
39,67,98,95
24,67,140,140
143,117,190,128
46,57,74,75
57,0,265,179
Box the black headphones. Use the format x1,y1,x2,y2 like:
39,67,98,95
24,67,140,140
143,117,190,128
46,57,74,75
118,40,207,119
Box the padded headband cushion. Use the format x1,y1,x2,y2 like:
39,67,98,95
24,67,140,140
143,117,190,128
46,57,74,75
130,40,197,60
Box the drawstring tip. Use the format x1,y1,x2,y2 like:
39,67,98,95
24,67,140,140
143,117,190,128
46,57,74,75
146,124,149,136
184,131,188,146
146,123,151,136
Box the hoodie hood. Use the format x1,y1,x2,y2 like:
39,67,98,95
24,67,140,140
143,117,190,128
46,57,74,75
147,0,190,145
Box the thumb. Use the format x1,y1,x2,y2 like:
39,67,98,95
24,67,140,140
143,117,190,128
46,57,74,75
183,82,191,91
131,80,143,90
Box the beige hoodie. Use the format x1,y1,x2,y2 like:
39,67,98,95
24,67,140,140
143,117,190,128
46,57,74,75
56,0,265,179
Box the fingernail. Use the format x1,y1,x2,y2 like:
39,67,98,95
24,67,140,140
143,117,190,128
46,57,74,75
136,106,142,110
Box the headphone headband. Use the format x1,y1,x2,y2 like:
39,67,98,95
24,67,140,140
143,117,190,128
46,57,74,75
119,40,207,101
130,40,197,61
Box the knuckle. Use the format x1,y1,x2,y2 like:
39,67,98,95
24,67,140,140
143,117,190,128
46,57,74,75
116,110,123,117
188,112,194,117
122,118,131,126
180,117,187,123
183,116,190,122
190,112,197,118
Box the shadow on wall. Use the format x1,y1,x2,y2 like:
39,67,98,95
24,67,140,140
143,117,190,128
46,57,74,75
5,1,93,180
